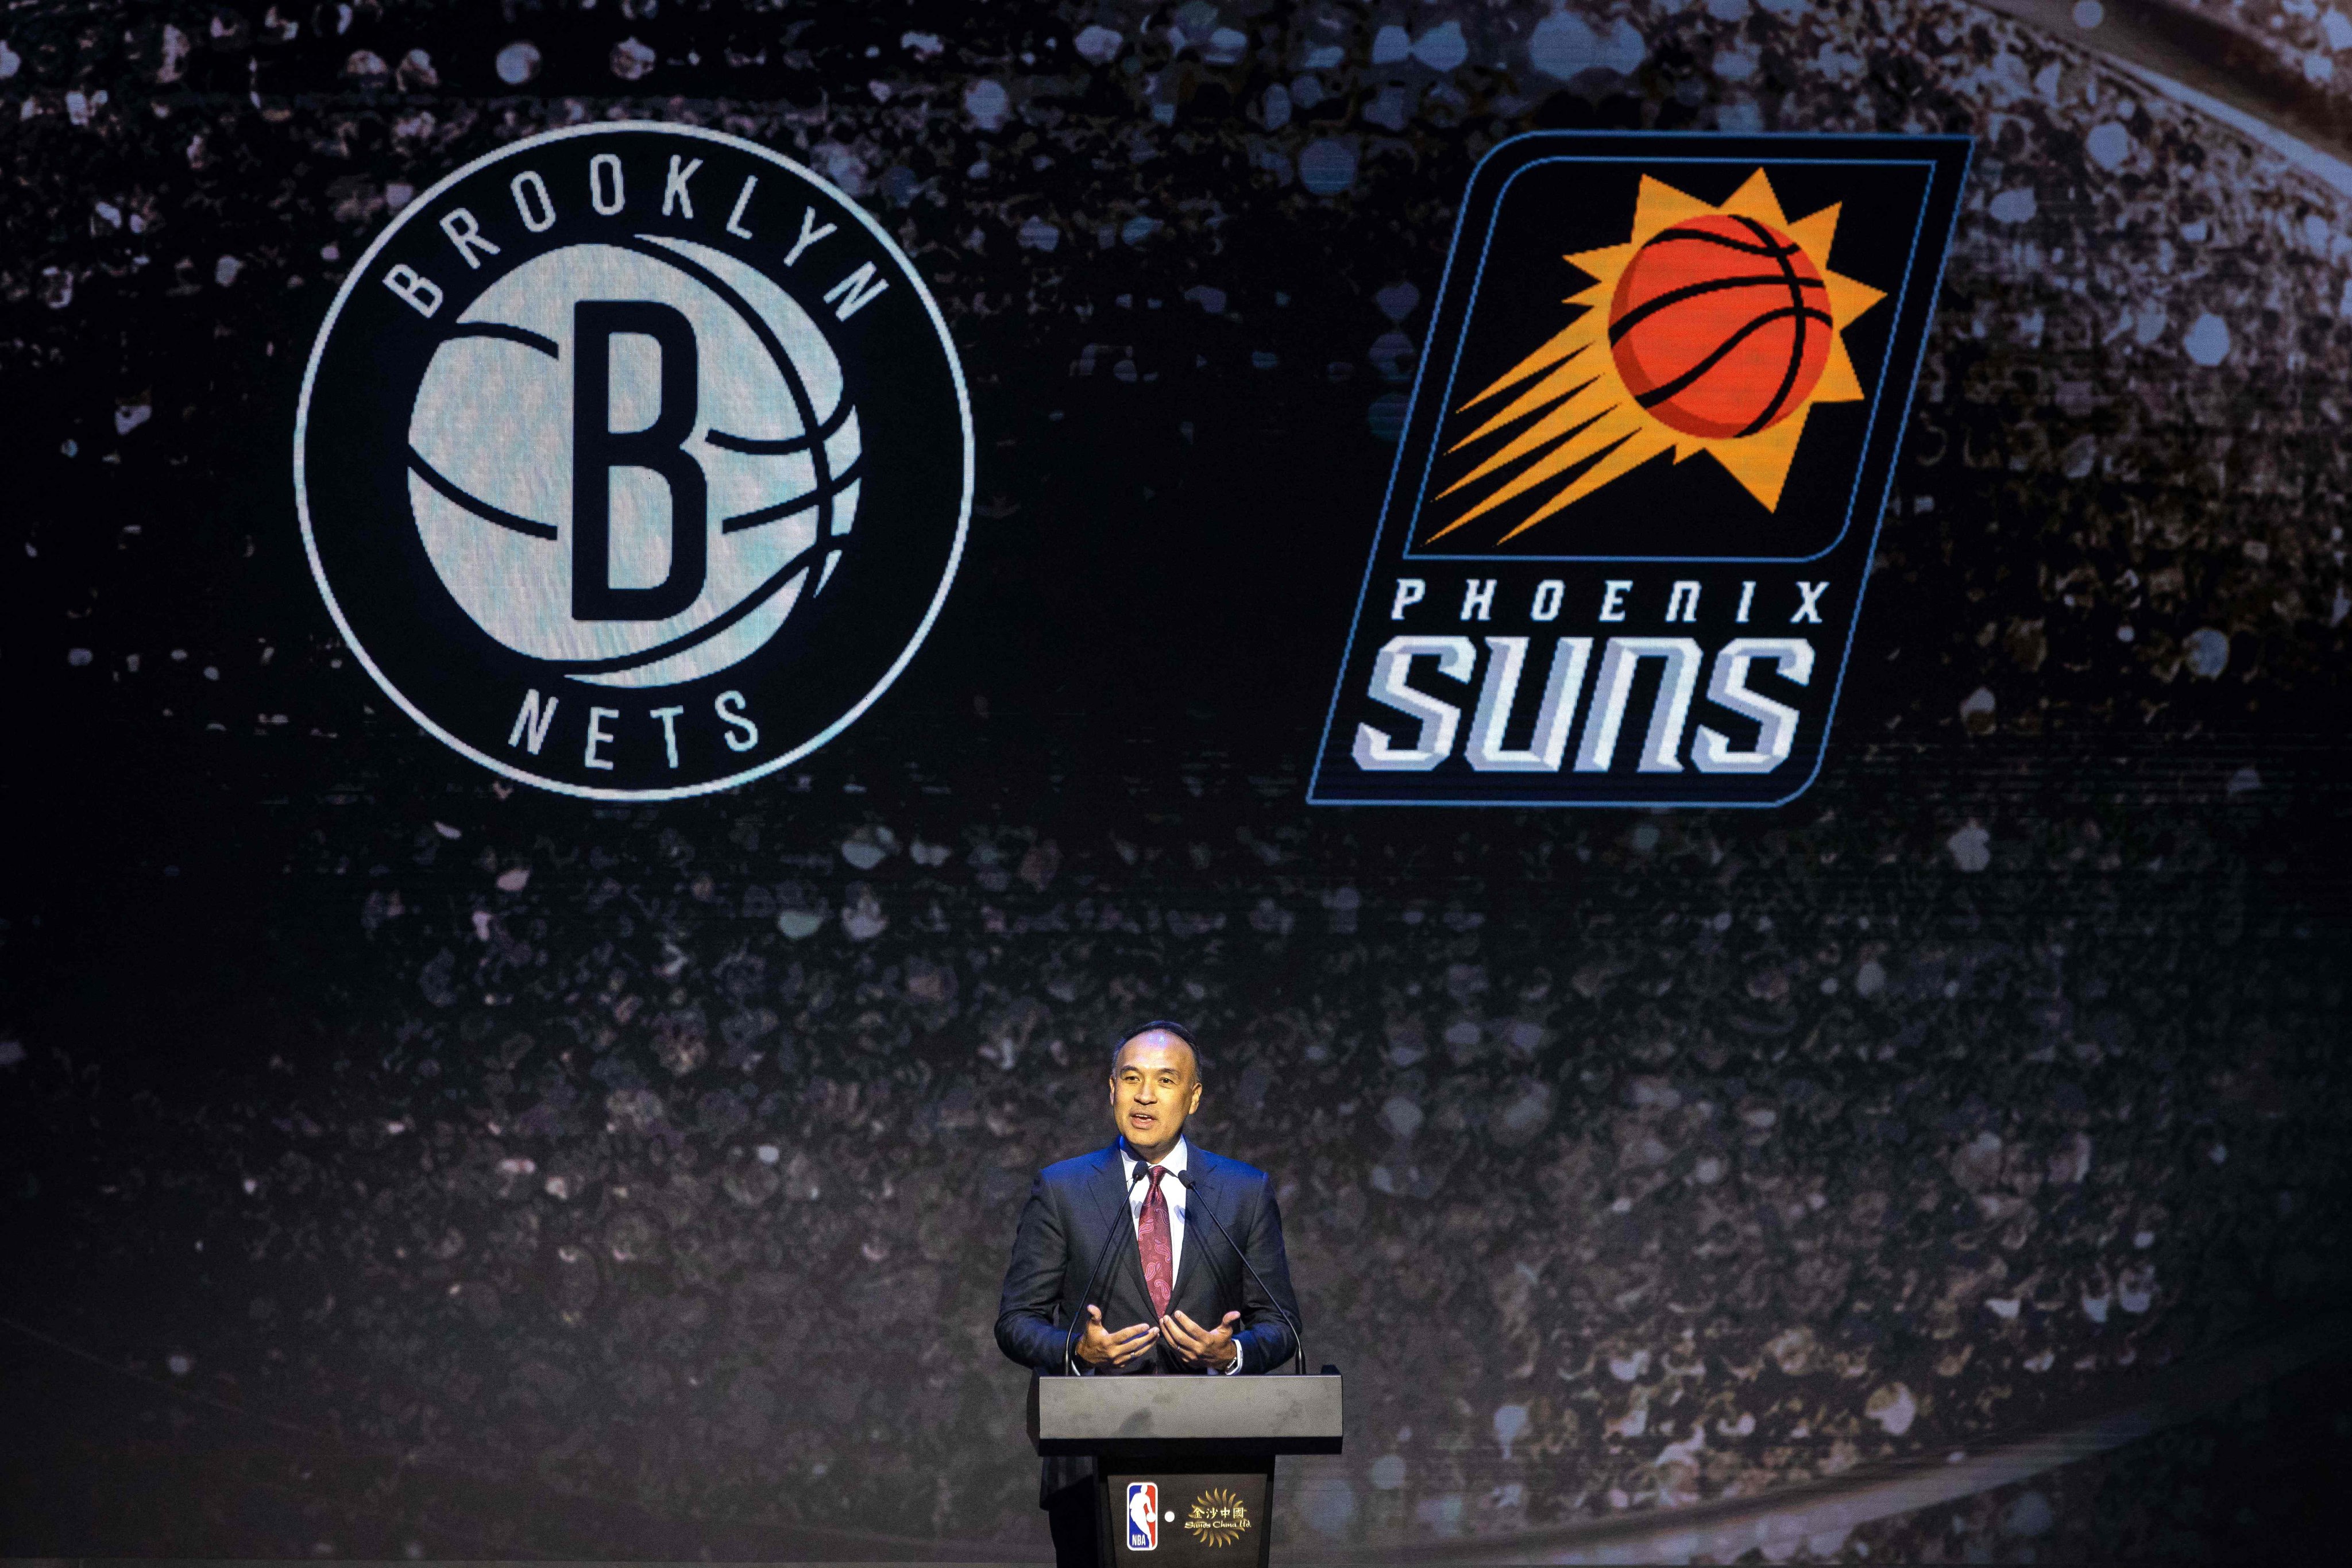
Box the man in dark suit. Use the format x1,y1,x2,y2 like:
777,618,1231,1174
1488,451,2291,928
995,1021,1303,1568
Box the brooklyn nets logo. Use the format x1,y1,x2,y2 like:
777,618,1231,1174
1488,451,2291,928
298,123,971,798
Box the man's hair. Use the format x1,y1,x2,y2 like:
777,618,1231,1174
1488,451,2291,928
1110,1019,1206,1079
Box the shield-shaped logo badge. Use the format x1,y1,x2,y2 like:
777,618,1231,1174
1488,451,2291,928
1311,132,1969,808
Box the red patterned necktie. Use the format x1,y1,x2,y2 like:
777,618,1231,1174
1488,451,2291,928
1137,1164,1174,1321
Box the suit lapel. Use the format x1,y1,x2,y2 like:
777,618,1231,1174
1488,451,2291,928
1077,1143,1144,1321
1171,1150,1214,1309
1083,1142,1131,1256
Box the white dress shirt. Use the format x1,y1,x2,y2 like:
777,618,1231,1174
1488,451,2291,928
1111,1135,1242,1373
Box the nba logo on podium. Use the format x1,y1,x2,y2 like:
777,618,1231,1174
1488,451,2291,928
295,122,972,799
1311,132,1969,809
1126,1482,1158,1551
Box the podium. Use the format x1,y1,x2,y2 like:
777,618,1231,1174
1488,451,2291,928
1029,1373,1343,1567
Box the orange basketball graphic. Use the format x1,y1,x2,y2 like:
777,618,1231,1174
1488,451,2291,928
1431,169,1884,540
1606,214,1833,440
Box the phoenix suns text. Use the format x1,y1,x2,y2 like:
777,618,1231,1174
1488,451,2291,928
1349,574,1840,777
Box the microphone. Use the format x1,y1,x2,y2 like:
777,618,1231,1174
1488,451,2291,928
1064,1163,1150,1376
1176,1168,1306,1375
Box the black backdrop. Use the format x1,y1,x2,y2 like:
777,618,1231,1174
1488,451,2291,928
5,1,2350,1562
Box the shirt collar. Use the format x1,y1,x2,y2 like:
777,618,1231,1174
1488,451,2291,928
1118,1135,1189,1183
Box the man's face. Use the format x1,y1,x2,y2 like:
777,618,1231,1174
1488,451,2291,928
1108,1031,1202,1157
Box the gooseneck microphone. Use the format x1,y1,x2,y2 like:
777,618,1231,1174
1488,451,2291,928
1064,1164,1150,1376
1176,1168,1306,1374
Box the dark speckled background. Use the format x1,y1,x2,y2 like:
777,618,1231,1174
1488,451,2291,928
3,2,2350,1562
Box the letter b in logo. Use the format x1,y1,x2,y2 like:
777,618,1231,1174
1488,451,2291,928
572,299,707,621
398,236,856,683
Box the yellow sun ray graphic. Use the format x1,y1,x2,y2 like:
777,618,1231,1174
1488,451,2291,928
1426,169,1884,545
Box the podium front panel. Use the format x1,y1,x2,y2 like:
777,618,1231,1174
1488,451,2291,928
1100,1462,1273,1568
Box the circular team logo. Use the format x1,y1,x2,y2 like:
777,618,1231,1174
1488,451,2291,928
297,123,971,798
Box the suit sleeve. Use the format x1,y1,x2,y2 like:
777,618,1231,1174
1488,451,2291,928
1229,1172,1301,1375
995,1172,1079,1373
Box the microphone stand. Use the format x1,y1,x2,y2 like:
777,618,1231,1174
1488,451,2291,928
1064,1164,1149,1376
1175,1168,1305,1374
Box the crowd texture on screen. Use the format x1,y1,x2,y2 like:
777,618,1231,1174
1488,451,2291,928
3,1,2348,1564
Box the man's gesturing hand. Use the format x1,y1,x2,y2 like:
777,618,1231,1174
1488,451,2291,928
1161,1309,1242,1369
1075,1304,1159,1368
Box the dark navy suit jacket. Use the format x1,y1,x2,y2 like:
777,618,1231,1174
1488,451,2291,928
995,1141,1302,1504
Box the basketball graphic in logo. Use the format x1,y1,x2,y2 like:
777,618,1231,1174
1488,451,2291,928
406,239,861,686
1606,214,1832,440
297,123,970,798
1429,168,1884,542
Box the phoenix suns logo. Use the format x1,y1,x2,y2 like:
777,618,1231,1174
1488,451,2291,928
1311,133,1968,809
298,123,972,799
